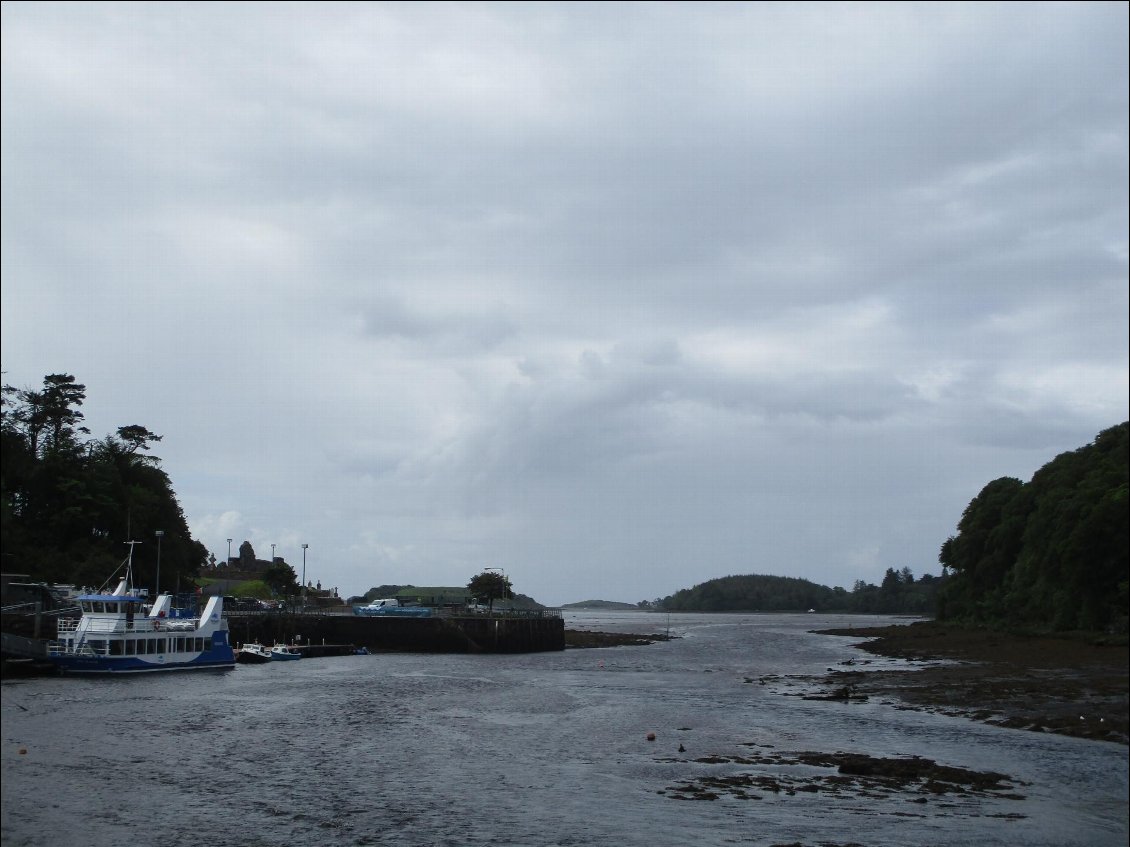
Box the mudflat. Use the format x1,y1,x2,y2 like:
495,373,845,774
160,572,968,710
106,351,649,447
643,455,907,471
812,620,1128,745
566,619,1128,745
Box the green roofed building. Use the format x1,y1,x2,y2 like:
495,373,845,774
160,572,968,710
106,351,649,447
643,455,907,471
393,587,473,607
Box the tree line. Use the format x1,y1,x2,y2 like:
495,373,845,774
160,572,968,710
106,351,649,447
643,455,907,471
937,422,1128,633
652,569,943,614
1,373,206,593
650,422,1128,634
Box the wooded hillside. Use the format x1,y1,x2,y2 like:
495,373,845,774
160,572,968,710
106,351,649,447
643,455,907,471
1,374,206,591
938,422,1128,632
657,570,942,614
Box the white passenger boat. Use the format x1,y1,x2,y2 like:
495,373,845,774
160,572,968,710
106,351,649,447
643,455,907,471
46,542,236,674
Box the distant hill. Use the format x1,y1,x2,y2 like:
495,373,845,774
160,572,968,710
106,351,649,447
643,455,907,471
561,599,641,610
658,570,942,615
660,574,842,612
653,423,1128,631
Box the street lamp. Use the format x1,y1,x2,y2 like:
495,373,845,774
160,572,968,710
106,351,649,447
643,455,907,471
271,543,276,563
301,544,308,611
155,530,164,596
226,538,232,565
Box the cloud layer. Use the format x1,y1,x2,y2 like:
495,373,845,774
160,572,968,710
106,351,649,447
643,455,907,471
3,3,1126,604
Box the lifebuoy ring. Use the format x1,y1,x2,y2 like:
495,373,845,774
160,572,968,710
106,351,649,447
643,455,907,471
152,619,160,631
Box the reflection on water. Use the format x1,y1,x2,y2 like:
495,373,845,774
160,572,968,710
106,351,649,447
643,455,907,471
2,612,1126,846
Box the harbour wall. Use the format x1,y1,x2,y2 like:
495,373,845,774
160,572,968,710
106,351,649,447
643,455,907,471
227,611,565,654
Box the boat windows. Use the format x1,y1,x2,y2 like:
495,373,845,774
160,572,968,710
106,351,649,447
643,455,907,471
125,640,136,655
109,640,123,656
156,638,166,653
88,640,107,655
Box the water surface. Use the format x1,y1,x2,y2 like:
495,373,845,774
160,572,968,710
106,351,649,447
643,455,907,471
2,612,1126,846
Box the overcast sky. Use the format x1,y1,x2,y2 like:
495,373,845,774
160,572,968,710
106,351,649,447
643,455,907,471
2,3,1126,605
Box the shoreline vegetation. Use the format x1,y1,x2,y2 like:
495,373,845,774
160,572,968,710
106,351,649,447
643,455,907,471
565,619,1128,746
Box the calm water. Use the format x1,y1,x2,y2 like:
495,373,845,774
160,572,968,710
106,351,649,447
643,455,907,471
2,612,1126,847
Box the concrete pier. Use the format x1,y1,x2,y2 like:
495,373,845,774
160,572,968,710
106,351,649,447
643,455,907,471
227,610,565,654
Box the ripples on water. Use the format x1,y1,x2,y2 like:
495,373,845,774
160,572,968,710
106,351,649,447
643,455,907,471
2,612,1126,846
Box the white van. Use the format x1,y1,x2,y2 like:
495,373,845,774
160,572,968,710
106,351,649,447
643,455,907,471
362,598,401,610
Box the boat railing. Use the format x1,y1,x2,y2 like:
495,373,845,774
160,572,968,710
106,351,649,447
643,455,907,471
441,607,564,619
47,639,104,657
56,616,202,635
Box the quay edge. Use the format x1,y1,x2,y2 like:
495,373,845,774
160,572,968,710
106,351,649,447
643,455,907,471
213,610,565,654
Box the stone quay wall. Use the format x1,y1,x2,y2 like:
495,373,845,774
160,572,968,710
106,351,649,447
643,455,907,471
227,611,565,654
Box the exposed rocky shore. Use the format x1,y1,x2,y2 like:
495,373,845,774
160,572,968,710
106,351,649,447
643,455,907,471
567,619,1128,745
808,620,1128,745
564,629,671,648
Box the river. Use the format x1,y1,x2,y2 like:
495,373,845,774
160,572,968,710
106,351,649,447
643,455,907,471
2,611,1126,846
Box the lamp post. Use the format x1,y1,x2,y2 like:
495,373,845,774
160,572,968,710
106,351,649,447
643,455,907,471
271,543,276,563
155,530,164,596
301,544,308,611
226,538,232,565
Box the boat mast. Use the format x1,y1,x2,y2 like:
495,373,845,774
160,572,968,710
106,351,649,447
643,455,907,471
115,540,142,596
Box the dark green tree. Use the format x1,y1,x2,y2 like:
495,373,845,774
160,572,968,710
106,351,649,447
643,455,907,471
938,422,1129,632
262,560,300,597
116,425,163,458
467,570,513,610
0,373,206,592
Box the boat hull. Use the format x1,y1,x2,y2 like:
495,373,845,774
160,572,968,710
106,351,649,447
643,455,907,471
47,653,235,674
236,645,272,664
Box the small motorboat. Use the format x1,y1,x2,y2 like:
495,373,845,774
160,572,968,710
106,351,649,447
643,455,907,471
237,643,273,664
270,644,302,661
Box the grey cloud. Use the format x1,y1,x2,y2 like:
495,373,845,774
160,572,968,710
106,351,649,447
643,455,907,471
2,2,1126,603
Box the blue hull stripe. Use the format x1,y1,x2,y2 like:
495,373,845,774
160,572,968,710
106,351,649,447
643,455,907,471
49,652,236,674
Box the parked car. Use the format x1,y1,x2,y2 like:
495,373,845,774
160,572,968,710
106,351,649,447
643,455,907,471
229,597,268,611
